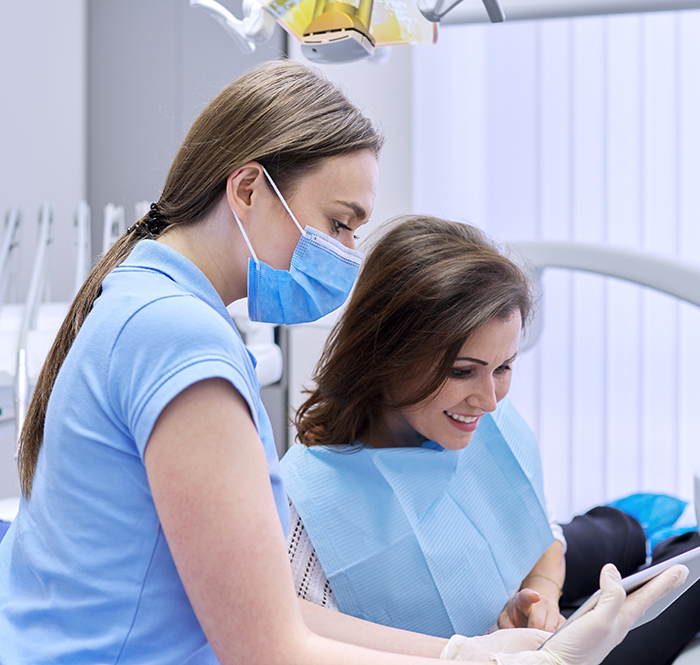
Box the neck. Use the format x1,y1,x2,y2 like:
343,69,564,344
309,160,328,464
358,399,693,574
363,411,423,449
157,198,249,305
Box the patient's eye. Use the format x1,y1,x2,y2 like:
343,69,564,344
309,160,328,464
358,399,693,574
494,364,511,375
450,367,473,379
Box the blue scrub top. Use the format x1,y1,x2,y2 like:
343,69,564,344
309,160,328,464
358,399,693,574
0,240,289,664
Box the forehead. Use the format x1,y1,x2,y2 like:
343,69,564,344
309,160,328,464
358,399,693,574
456,314,522,361
294,152,378,217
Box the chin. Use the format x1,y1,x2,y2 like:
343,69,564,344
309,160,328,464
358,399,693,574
440,435,474,451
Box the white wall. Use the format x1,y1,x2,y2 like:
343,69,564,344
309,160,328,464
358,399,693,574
87,0,286,254
0,0,87,498
413,10,700,522
0,0,87,303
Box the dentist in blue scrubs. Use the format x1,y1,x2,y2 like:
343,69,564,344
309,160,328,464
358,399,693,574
0,60,685,665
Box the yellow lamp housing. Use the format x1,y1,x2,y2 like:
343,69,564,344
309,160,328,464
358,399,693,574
301,0,375,64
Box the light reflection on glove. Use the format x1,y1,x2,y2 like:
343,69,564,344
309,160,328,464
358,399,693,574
486,562,688,665
440,629,549,660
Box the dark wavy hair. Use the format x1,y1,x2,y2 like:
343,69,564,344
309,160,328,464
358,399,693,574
294,215,533,448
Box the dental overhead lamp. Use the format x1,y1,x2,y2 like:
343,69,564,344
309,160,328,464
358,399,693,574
190,0,504,65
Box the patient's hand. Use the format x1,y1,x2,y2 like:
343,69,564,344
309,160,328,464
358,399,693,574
498,589,566,633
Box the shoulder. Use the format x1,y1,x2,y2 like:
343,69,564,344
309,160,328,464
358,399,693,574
107,294,257,456
109,292,254,400
118,293,239,352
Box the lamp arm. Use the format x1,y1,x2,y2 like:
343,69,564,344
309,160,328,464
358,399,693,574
190,0,256,54
419,0,504,24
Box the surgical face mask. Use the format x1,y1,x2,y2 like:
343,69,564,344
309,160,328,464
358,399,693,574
231,166,364,324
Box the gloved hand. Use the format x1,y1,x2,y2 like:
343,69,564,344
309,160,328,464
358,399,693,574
486,562,688,665
440,628,549,660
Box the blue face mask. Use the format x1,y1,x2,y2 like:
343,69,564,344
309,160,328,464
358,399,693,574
231,167,364,325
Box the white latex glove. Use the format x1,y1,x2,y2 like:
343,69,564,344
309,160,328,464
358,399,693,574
440,629,549,660
487,562,689,665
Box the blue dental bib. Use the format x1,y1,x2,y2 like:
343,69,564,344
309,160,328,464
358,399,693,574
280,398,554,638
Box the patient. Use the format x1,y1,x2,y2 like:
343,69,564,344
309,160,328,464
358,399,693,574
281,216,700,665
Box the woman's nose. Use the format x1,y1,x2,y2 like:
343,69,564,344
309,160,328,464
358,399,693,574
466,378,498,413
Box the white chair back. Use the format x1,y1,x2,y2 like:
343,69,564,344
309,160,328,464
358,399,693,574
507,240,700,352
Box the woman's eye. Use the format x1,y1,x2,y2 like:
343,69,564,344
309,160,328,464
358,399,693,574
450,367,472,379
333,220,354,236
494,364,512,375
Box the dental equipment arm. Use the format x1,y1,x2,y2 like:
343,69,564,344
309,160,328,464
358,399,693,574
441,0,700,25
15,203,53,459
73,201,91,298
102,204,125,255
419,0,504,24
190,0,255,53
191,0,504,67
0,207,21,312
190,0,277,53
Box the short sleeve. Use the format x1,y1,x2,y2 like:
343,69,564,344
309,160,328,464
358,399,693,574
546,501,567,553
108,294,260,459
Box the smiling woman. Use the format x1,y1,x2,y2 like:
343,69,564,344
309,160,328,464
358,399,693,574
293,215,533,451
372,313,521,451
283,214,700,665
286,216,551,640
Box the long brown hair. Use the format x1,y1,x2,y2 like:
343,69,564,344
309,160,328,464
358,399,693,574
19,59,382,497
295,216,533,448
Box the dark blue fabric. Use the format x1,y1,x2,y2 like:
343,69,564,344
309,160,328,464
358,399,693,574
0,521,10,542
560,507,700,665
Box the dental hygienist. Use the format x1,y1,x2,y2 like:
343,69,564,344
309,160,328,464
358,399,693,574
0,60,685,664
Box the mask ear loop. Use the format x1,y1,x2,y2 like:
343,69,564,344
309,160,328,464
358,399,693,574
230,205,260,266
260,165,304,235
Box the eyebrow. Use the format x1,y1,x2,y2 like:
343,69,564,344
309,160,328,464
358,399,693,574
336,200,367,220
455,353,519,366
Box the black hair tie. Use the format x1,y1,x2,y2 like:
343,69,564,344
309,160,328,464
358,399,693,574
126,201,168,236
145,202,168,235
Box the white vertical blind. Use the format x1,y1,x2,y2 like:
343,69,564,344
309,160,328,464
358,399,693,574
412,9,700,521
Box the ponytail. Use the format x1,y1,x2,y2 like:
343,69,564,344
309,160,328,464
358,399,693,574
18,59,382,497
18,226,151,496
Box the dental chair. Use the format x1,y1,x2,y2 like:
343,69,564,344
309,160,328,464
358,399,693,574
507,240,700,663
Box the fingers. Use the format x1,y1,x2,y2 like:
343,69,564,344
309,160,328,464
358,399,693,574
592,563,627,617
484,628,552,655
527,599,562,633
513,589,541,615
619,565,689,625
498,627,551,653
499,590,541,629
498,610,517,630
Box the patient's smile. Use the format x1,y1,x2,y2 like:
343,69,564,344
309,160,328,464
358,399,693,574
444,411,478,424
381,314,521,451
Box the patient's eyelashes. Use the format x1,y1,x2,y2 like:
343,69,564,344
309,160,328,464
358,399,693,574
449,364,512,379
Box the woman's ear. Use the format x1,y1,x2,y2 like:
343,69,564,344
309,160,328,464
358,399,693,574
226,162,266,217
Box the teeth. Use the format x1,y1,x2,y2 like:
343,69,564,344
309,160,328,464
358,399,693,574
445,411,477,424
